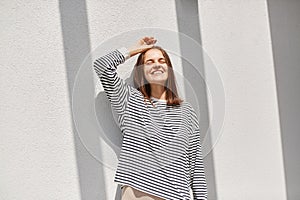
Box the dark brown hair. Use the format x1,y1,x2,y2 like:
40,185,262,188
133,46,184,107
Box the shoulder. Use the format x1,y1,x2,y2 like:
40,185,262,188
184,101,200,132
128,85,142,97
126,86,148,104
182,101,197,116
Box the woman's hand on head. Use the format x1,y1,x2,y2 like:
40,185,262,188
127,37,157,57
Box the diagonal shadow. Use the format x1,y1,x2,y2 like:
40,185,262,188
175,0,218,199
266,0,300,199
58,0,108,199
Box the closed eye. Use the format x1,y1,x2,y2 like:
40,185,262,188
145,58,166,65
159,59,166,64
145,61,153,65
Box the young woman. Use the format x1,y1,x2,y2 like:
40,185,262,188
93,37,208,200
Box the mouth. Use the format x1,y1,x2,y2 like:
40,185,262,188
151,70,164,75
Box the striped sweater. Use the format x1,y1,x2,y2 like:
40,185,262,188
93,48,208,200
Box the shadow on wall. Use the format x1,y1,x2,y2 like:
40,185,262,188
267,0,300,199
94,92,130,200
58,0,109,199
94,93,123,199
175,0,217,199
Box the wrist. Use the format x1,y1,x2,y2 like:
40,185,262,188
127,46,138,57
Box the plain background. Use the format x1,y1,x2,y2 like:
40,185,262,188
1,0,299,199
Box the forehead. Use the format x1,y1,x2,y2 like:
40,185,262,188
144,49,165,60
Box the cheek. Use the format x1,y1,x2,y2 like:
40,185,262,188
143,66,151,76
165,66,169,75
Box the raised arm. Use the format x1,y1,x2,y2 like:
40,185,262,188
93,48,131,131
189,107,208,200
93,37,157,131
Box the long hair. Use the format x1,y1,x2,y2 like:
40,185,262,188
133,46,184,107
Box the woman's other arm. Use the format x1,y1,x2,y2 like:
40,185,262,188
189,108,208,200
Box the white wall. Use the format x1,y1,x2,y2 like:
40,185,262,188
0,1,81,200
1,0,296,200
197,0,287,199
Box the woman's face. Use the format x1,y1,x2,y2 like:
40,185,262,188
143,49,169,86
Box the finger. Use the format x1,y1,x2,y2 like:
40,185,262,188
145,39,152,45
143,37,150,44
144,36,154,42
148,39,157,45
142,37,156,45
144,44,154,49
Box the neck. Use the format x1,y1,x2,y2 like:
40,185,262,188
150,84,166,100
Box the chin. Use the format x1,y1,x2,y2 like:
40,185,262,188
147,77,168,83
148,80,167,86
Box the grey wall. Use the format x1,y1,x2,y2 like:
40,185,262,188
267,0,300,199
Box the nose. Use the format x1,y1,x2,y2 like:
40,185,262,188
153,61,164,67
152,64,163,71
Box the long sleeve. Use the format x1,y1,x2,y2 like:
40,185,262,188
93,48,131,131
189,108,208,200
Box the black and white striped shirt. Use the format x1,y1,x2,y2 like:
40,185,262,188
93,48,208,200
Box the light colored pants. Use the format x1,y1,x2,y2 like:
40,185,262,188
121,185,165,200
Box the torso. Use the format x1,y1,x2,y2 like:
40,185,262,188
118,93,192,200
121,185,165,200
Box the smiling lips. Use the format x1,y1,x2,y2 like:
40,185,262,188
151,70,164,74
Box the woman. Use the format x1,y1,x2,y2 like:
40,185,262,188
93,37,208,200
